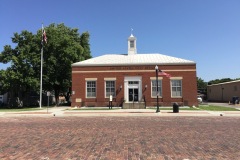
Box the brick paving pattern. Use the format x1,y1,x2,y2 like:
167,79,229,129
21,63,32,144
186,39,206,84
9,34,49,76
0,116,240,160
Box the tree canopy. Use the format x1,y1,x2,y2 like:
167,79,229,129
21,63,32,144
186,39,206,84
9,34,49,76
197,77,207,92
208,78,234,85
0,23,91,107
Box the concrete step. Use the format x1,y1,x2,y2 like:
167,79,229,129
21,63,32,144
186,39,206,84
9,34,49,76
123,102,145,109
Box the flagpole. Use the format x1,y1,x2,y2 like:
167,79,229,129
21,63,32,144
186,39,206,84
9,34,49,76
40,46,43,108
40,23,44,109
40,23,47,108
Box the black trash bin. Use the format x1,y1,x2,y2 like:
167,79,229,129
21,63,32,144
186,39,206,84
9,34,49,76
173,102,179,113
232,96,239,104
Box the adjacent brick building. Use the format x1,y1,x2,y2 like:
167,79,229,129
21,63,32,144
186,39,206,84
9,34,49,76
71,34,198,108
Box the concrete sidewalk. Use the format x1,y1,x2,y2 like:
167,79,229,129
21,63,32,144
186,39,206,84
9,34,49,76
1,106,240,117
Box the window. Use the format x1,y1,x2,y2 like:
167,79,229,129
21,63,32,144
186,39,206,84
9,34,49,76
171,80,182,97
130,40,134,48
128,81,139,84
151,80,162,97
86,81,96,98
105,81,115,97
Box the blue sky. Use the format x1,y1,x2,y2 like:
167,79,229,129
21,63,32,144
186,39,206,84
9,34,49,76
1,0,240,82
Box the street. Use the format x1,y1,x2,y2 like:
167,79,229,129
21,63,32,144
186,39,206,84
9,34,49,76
0,116,240,159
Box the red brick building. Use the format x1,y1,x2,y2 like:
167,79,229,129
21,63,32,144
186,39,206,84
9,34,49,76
71,34,198,108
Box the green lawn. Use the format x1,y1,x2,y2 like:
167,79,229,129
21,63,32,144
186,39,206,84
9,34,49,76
0,108,43,112
198,105,240,111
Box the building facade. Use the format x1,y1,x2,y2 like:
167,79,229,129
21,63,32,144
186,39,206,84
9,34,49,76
207,80,240,103
71,34,198,108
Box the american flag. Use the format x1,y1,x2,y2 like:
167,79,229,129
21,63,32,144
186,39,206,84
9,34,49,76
158,70,171,78
42,24,47,44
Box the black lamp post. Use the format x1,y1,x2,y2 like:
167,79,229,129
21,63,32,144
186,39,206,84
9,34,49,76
155,65,160,113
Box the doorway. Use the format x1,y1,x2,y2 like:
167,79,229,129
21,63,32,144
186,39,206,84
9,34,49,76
124,76,142,103
128,88,139,102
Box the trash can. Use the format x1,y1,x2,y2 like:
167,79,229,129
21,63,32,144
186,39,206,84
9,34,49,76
173,102,179,113
232,96,239,104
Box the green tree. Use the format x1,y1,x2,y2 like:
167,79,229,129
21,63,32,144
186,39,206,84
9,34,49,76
197,77,207,93
0,31,40,107
80,32,91,60
41,23,92,105
0,23,91,107
208,78,233,85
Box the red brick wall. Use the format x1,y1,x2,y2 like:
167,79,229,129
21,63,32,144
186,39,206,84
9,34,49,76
71,64,198,107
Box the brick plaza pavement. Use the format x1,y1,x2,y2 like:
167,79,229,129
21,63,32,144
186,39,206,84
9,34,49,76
0,116,240,160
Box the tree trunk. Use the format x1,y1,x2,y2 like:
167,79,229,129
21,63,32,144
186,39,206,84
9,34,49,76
54,89,60,106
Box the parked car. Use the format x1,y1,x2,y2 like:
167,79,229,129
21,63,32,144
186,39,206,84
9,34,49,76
197,95,203,103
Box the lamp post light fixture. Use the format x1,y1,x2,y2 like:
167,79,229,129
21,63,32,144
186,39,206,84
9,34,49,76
155,65,160,113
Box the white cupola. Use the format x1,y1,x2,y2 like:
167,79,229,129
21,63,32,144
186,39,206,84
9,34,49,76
128,33,137,55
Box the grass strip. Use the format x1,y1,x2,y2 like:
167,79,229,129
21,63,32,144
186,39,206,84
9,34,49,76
0,108,43,112
198,105,240,111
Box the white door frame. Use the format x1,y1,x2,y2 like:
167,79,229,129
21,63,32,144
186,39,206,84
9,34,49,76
124,76,142,103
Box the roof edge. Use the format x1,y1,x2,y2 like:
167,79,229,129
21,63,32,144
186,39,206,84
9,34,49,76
72,62,196,67
207,79,240,86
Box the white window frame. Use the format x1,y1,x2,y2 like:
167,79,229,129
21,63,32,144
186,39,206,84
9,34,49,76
170,78,182,98
105,80,116,98
151,78,162,98
86,80,97,98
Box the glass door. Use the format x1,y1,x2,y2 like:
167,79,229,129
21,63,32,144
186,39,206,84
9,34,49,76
128,88,139,102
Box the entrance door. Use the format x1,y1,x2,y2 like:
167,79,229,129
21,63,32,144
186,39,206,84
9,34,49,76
124,77,142,103
128,88,139,102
